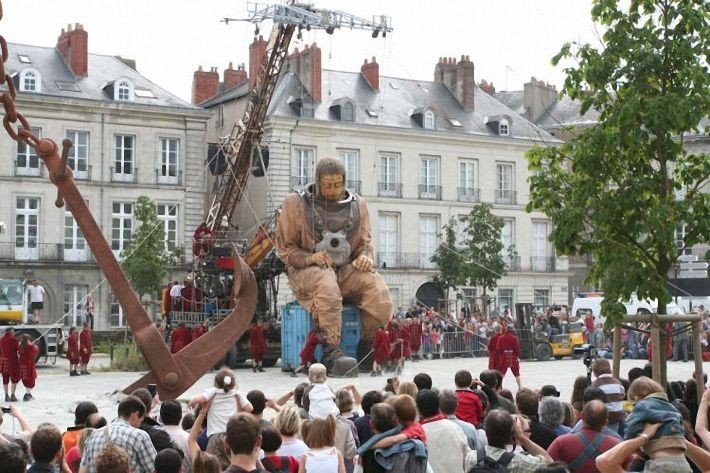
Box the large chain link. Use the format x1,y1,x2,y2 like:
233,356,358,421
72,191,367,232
0,0,40,149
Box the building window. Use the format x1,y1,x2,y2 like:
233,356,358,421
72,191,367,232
157,204,178,252
16,126,41,176
15,197,39,260
458,159,478,201
65,130,89,179
159,138,179,184
111,202,133,255
19,69,41,92
461,288,477,312
291,147,315,190
419,157,440,199
499,118,510,136
500,218,515,265
113,135,135,181
341,102,354,122
495,163,514,204
338,149,360,193
116,80,133,101
378,212,399,268
109,293,125,327
419,215,439,269
64,208,88,262
64,285,88,328
533,289,550,309
379,154,401,197
531,221,550,271
497,288,514,315
423,110,435,129
217,104,225,128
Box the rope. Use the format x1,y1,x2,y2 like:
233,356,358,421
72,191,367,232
343,348,373,377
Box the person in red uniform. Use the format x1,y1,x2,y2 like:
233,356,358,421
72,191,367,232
487,323,502,371
0,327,20,402
170,322,192,354
409,317,423,361
79,323,93,375
399,320,411,367
291,327,322,377
388,320,403,375
18,334,39,401
66,327,80,377
496,325,522,389
193,221,215,257
249,319,267,373
583,311,596,343
192,322,208,341
371,325,391,376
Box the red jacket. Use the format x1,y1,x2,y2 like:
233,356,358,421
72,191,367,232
488,333,500,370
170,326,192,353
299,330,320,364
79,329,92,356
249,325,267,355
66,333,80,364
399,327,411,357
192,324,207,340
455,389,484,427
373,328,390,362
0,333,19,373
409,322,423,349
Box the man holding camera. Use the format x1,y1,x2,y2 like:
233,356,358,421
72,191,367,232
275,158,392,376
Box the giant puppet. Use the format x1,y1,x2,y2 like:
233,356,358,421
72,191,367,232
275,158,393,375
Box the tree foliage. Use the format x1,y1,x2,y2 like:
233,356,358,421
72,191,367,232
431,204,513,301
527,0,710,324
121,196,178,301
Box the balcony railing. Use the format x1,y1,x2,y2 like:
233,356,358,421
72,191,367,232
378,182,402,198
111,166,137,183
505,255,522,272
495,189,517,205
376,252,438,270
289,176,310,192
14,160,44,177
346,179,361,194
156,169,183,185
458,187,480,202
530,256,556,272
0,242,95,263
418,184,442,200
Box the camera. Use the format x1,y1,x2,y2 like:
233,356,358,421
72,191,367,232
1,406,11,413
574,343,597,368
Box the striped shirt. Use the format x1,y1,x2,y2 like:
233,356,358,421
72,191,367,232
592,374,626,423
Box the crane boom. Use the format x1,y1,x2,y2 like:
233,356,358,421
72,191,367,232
206,2,392,232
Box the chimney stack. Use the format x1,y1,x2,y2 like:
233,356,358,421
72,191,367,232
285,43,322,102
434,55,475,112
56,23,88,77
191,66,220,105
478,79,496,95
223,62,248,90
361,57,379,91
523,77,557,122
249,35,267,90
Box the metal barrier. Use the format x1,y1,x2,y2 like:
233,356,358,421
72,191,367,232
426,331,488,358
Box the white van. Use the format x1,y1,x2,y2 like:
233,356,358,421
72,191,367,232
571,294,683,326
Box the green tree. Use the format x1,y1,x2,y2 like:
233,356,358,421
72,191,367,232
431,204,513,313
527,0,709,324
121,196,178,303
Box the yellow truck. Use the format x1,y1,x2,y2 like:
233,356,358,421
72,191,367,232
0,279,63,363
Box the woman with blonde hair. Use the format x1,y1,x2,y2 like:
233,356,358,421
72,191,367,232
275,405,308,457
299,416,345,473
396,381,418,398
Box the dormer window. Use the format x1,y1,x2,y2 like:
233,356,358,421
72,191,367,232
329,98,355,122
19,69,41,93
424,110,435,129
288,96,314,118
499,118,510,136
117,80,132,101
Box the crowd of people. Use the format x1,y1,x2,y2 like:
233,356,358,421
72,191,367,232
3,356,710,473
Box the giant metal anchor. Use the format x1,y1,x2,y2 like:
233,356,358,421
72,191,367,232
35,137,256,400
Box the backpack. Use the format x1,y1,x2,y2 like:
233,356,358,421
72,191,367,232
467,451,515,473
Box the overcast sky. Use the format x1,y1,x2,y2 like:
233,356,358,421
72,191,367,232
1,0,601,103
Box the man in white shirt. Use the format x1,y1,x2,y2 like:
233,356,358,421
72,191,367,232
416,389,474,473
160,400,190,473
26,280,46,324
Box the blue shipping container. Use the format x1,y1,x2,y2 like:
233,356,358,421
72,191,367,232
280,302,361,371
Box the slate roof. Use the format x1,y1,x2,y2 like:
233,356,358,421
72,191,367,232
261,70,558,143
3,42,200,111
535,95,600,129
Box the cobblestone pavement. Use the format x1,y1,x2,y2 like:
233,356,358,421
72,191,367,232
2,354,704,434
